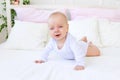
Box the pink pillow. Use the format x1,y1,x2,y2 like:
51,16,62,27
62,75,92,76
70,8,120,21
14,8,67,23
14,8,36,21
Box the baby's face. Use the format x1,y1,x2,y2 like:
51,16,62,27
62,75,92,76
48,15,68,42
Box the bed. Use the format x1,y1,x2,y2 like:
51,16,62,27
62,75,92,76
0,45,120,80
0,0,120,80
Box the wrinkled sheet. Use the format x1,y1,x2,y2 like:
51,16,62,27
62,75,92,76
0,47,120,80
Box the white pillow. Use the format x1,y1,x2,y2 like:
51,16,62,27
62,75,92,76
99,20,120,47
68,18,102,47
3,20,49,50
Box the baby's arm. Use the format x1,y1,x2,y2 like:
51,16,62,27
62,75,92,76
35,38,54,64
34,50,49,64
70,38,87,70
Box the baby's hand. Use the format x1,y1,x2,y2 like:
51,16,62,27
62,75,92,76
74,65,85,70
35,60,45,64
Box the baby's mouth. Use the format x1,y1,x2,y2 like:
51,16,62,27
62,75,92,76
55,34,61,37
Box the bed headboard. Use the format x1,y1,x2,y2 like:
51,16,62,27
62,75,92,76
6,0,120,34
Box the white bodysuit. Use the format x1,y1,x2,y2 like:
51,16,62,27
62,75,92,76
39,33,88,66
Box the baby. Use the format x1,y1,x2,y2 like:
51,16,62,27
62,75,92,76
35,12,100,70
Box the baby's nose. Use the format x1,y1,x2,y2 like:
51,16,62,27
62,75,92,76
54,27,59,32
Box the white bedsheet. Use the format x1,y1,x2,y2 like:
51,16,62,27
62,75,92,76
0,46,120,80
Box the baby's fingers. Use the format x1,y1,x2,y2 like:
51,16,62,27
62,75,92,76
74,65,84,70
35,60,45,63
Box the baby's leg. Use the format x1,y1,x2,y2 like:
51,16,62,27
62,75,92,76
86,42,100,57
81,37,100,57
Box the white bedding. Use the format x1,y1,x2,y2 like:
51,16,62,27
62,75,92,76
0,46,120,80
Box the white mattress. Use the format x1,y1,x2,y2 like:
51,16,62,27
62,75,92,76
0,46,120,80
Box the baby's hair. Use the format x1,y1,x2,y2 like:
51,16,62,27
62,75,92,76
48,12,68,23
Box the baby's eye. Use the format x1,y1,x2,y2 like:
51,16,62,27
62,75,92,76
59,26,63,28
49,27,54,30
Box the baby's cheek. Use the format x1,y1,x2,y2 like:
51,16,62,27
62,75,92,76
49,32,53,35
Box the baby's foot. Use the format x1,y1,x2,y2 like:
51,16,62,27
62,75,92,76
81,36,87,42
88,41,94,47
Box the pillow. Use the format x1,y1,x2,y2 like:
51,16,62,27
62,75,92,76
14,8,67,23
68,18,102,47
69,8,120,21
3,20,49,50
99,19,120,47
14,8,36,21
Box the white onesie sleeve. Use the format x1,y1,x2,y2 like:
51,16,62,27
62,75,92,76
39,39,53,61
70,39,88,66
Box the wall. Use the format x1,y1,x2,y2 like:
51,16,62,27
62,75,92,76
30,0,120,8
